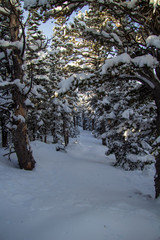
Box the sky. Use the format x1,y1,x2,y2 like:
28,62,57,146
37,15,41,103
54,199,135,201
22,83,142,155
24,6,89,39
39,19,54,39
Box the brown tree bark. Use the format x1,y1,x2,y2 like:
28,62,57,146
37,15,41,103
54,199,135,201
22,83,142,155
9,3,35,170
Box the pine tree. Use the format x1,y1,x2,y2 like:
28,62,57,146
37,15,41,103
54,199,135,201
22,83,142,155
0,11,11,147
26,10,51,142
49,19,82,146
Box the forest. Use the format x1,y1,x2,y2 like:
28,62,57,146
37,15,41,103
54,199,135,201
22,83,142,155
0,0,160,201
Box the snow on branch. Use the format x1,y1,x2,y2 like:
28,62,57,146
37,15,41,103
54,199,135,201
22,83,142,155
77,21,123,47
0,79,26,93
0,81,14,89
146,35,160,49
58,52,158,93
119,74,155,89
132,54,158,67
0,40,23,51
24,0,48,9
0,6,10,15
58,73,94,93
101,53,158,75
125,0,138,9
101,53,131,74
150,0,160,12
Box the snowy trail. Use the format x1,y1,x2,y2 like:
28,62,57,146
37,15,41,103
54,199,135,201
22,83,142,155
0,130,160,240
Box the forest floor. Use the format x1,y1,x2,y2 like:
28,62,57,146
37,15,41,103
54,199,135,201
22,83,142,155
0,129,160,240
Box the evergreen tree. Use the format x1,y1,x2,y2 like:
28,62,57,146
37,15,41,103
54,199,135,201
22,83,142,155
26,10,51,142
0,0,35,169
0,11,11,147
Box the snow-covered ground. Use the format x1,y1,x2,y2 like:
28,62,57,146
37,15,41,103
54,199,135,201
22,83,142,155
0,129,160,240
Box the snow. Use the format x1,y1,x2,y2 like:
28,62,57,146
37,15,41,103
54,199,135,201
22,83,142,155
25,99,34,107
0,129,160,240
101,53,131,74
107,111,116,119
14,79,25,92
0,40,23,51
0,6,10,15
13,114,25,123
110,33,123,46
24,0,48,9
101,31,123,46
132,54,158,68
101,53,158,75
146,35,160,49
101,30,110,39
101,96,110,105
153,136,160,145
58,73,93,93
0,52,5,59
149,0,160,12
126,0,138,8
122,109,133,119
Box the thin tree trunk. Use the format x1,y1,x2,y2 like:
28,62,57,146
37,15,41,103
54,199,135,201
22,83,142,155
2,126,8,148
1,117,8,147
44,129,47,143
64,130,69,147
102,138,106,146
63,116,69,146
155,153,160,198
73,115,76,127
153,86,160,198
2,130,8,148
92,118,95,131
9,4,35,170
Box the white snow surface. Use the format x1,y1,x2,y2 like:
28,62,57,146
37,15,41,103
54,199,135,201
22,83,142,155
0,129,160,240
146,35,160,49
101,53,158,75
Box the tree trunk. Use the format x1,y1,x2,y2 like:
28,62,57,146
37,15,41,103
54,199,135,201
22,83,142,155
82,111,86,130
1,117,8,147
2,127,8,148
12,86,35,170
63,116,69,146
102,138,106,146
44,129,47,143
64,130,69,147
73,115,76,127
2,129,8,148
155,153,160,198
9,5,35,170
153,86,160,198
92,119,95,131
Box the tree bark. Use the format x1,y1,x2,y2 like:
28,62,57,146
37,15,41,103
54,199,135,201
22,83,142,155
9,4,35,170
153,86,160,198
92,119,95,131
64,130,69,147
1,120,8,148
102,138,106,146
12,86,35,170
155,153,160,198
